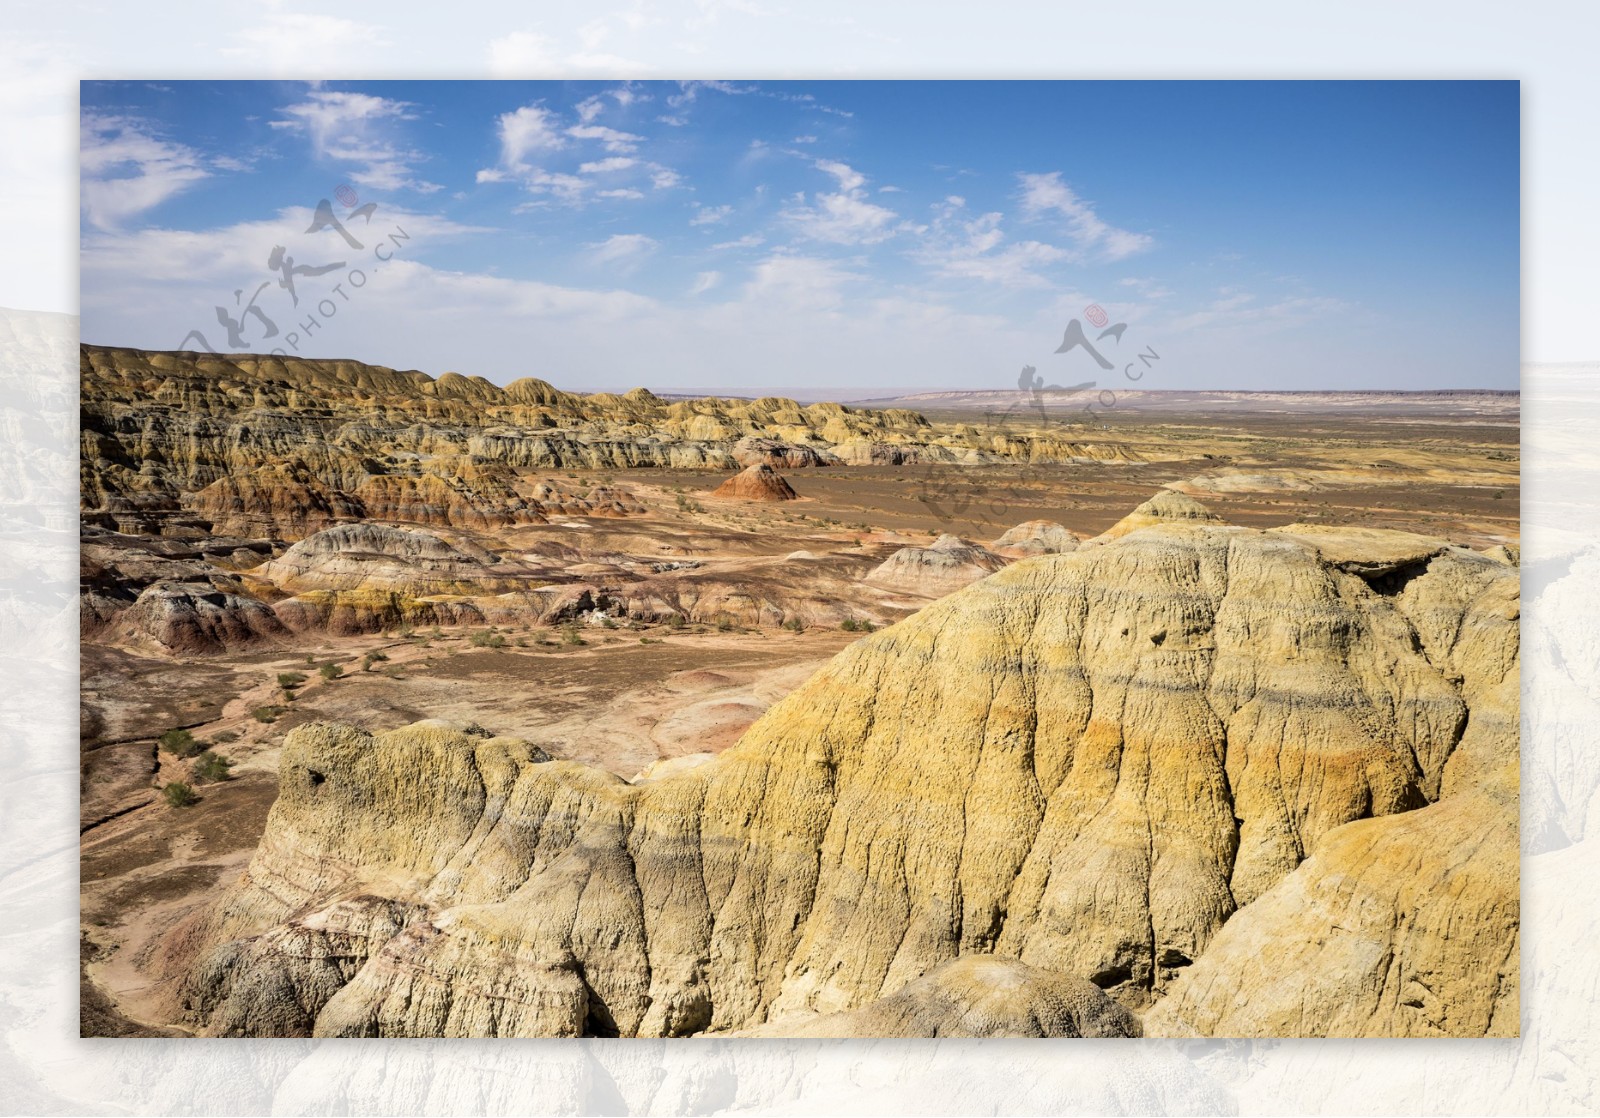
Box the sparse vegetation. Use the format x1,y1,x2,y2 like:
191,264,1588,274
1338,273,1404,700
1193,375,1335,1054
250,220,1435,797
251,705,285,724
716,616,734,632
362,651,389,670
162,781,198,808
469,630,508,649
782,617,804,632
319,662,343,681
277,671,307,690
840,618,877,633
666,614,687,630
158,729,203,759
561,625,586,647
192,750,234,784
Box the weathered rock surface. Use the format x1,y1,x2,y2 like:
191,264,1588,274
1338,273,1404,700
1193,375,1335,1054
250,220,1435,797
710,463,799,502
174,514,1518,1038
1089,487,1222,543
865,533,1008,595
740,957,1141,1038
990,519,1080,558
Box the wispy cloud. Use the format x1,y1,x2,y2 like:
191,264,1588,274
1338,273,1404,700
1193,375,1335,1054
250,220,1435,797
274,89,440,193
80,113,211,231
783,159,904,245
1017,171,1152,261
691,204,734,227
712,234,765,250
587,232,658,269
914,197,1066,288
567,124,643,153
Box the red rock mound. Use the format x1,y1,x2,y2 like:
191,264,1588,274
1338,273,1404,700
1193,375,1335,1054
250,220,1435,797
711,463,799,502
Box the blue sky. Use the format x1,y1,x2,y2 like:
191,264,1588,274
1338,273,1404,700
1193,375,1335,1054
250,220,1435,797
79,80,1519,397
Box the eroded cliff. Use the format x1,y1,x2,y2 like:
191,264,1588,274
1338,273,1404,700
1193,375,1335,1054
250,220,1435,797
172,513,1518,1038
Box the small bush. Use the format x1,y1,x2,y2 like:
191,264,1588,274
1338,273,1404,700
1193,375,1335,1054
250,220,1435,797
251,705,283,724
666,614,687,630
840,618,861,632
362,651,389,670
192,750,234,784
277,671,307,690
716,617,734,632
319,662,343,681
782,617,804,633
162,781,198,808
212,730,239,744
158,729,203,758
561,626,586,647
469,631,507,649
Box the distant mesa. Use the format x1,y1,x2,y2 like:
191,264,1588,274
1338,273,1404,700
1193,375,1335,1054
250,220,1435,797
712,463,800,502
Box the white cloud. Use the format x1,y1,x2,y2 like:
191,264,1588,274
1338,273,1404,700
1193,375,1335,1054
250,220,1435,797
80,113,210,231
712,234,765,250
651,167,683,190
690,270,721,295
792,134,818,144
1017,171,1153,261
274,90,439,193
579,156,637,175
691,204,733,226
784,159,903,245
494,105,566,165
567,124,643,152
914,197,1066,287
587,232,658,268
597,188,645,200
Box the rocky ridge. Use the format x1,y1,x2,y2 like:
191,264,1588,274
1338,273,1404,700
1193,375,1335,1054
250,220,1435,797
81,346,1142,540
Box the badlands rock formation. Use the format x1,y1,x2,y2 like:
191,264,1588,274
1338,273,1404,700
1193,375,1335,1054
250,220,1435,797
80,345,1140,541
990,519,1080,558
174,502,1519,1038
865,534,1009,596
710,463,799,502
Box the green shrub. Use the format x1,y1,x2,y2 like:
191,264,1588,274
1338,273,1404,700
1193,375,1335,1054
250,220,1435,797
162,781,198,808
840,618,861,632
319,662,343,681
666,614,687,630
158,729,203,759
362,651,389,669
277,671,307,689
251,705,283,724
192,751,234,784
561,626,586,647
782,617,804,632
469,631,507,649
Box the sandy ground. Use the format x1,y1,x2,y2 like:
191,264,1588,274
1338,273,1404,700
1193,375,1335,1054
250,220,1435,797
77,402,1519,1034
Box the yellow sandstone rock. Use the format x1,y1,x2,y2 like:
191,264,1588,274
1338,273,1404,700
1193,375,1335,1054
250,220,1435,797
175,507,1518,1039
